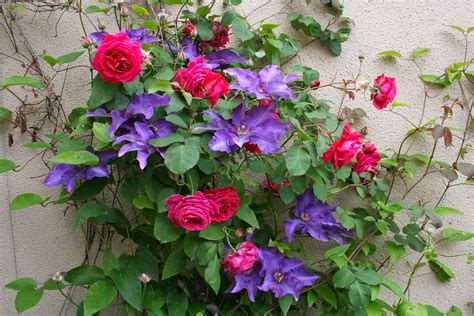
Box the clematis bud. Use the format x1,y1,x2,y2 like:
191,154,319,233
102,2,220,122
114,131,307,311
81,36,93,48
310,80,320,88
246,227,255,235
360,126,368,135
120,6,129,17
51,272,65,282
177,50,187,62
138,273,152,284
98,18,106,31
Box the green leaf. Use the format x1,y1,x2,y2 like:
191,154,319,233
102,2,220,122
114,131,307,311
232,18,254,42
204,255,221,294
419,74,445,87
448,25,465,33
278,295,293,315
10,193,45,210
0,106,13,119
411,47,431,58
5,278,37,290
199,224,225,240
196,241,217,265
434,206,464,216
441,228,474,241
93,122,113,143
197,20,213,40
447,306,463,316
65,265,105,286
0,159,16,173
149,133,184,147
428,259,454,282
349,281,371,308
384,241,406,263
102,248,119,276
83,280,117,316
162,249,186,280
56,51,84,64
1,75,45,89
148,79,172,94
15,288,43,313
84,5,110,14
221,10,236,27
70,177,109,201
50,150,99,166
154,213,182,243
165,114,188,129
164,143,200,174
166,292,188,316
109,265,142,311
314,286,337,308
378,50,401,58
236,205,260,228
88,75,120,109
380,277,406,301
42,55,58,67
286,145,311,176
355,269,381,285
333,268,355,288
23,142,52,150
397,303,429,316
130,4,149,16
75,202,110,229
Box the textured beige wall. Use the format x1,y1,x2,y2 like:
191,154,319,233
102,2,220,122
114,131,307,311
1,0,473,315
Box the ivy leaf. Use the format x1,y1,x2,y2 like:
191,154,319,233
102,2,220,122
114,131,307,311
154,213,182,243
50,150,99,166
384,241,406,263
83,280,117,316
286,145,311,176
0,159,16,173
165,143,200,174
15,288,44,313
10,193,45,210
162,249,186,280
1,75,46,89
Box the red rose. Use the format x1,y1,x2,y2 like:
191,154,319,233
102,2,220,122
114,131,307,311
263,178,289,197
204,186,240,222
221,241,258,275
183,21,196,37
166,192,218,231
201,72,230,106
371,74,397,110
322,123,362,169
244,142,261,154
202,20,230,51
91,32,144,83
173,57,229,106
352,143,381,174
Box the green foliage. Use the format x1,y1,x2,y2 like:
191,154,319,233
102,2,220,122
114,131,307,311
10,193,46,210
0,75,45,89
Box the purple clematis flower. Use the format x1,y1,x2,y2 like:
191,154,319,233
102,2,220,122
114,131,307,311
223,65,300,100
113,120,176,170
285,189,349,244
86,93,170,137
164,37,199,60
44,149,116,193
195,102,290,154
257,248,319,301
226,261,263,302
89,28,157,46
204,49,247,69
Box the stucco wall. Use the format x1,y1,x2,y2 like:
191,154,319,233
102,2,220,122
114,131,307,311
1,0,473,315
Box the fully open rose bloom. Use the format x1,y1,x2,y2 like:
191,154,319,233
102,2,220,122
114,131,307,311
203,186,240,222
352,143,381,174
91,32,144,83
322,123,362,169
221,241,258,275
166,192,218,231
371,74,397,110
173,56,229,106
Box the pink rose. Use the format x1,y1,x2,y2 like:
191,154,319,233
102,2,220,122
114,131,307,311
166,192,218,231
352,143,381,174
322,123,362,169
173,57,229,106
221,241,258,275
371,74,397,110
91,32,144,83
202,20,230,51
203,186,240,223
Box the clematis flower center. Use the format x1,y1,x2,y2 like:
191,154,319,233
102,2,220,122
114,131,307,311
237,125,248,136
273,271,285,284
257,84,264,93
301,213,310,221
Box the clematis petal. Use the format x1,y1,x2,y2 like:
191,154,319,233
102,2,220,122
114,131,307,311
259,65,282,83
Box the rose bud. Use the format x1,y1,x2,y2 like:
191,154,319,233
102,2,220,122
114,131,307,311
177,50,187,62
310,80,320,88
348,91,355,100
98,18,106,31
337,111,346,121
361,126,368,135
120,6,129,17
81,36,93,48
235,228,244,237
